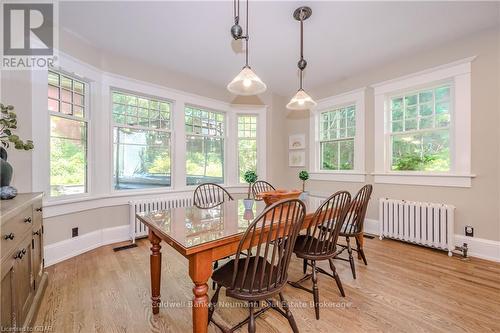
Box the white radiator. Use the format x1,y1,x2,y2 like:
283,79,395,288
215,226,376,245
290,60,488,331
378,198,455,256
129,196,193,242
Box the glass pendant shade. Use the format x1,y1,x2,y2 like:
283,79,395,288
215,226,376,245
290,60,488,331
227,66,267,96
286,89,317,110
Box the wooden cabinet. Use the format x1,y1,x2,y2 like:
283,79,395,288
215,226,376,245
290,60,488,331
1,258,15,328
0,193,47,330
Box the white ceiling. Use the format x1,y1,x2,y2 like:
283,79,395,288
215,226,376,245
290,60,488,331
60,1,499,96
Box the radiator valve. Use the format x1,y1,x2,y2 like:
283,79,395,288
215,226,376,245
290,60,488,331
455,243,468,259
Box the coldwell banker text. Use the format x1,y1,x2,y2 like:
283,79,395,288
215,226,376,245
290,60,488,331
2,2,58,70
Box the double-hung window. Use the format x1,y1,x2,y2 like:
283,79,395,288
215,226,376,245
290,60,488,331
112,91,172,190
237,115,257,182
48,70,88,197
319,105,356,170
373,58,472,187
388,85,451,172
185,106,225,185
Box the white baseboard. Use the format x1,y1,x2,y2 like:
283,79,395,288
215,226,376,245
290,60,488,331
454,235,500,262
364,218,500,262
44,225,130,267
44,219,500,267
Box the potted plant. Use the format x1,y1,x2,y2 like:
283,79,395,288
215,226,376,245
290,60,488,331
0,103,34,199
243,170,258,209
298,170,309,199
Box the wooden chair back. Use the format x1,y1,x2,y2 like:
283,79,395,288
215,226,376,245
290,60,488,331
228,199,306,299
193,183,234,209
300,191,352,258
341,185,373,236
252,181,276,200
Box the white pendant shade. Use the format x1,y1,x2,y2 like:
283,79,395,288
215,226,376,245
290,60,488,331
227,66,267,96
286,89,317,110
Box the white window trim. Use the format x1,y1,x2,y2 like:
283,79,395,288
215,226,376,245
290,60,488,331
234,109,267,185
184,104,227,187
32,51,267,213
48,70,91,198
372,57,475,187
309,88,366,182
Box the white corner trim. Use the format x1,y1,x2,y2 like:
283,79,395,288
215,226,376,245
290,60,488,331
365,219,500,262
454,235,500,262
44,225,130,267
310,172,366,183
373,173,474,188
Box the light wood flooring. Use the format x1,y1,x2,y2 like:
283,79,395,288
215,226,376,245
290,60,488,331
34,237,500,332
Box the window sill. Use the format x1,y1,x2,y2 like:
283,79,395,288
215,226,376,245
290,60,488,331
309,172,367,183
43,185,248,218
372,172,475,188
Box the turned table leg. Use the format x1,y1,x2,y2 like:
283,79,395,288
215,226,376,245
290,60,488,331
188,251,212,333
149,230,162,315
356,233,364,260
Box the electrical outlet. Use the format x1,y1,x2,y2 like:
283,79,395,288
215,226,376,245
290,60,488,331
465,225,474,237
72,227,79,238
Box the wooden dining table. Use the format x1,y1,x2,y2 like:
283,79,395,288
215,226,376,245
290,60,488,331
136,195,364,333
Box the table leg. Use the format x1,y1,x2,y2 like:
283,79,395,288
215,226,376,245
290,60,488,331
356,233,364,260
188,251,212,333
149,230,162,315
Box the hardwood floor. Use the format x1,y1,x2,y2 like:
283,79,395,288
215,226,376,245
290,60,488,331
34,237,500,333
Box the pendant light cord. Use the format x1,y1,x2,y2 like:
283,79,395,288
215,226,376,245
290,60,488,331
245,0,249,67
299,17,303,89
233,0,239,24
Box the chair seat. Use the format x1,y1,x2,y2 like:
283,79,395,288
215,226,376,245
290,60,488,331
293,235,335,259
212,256,282,292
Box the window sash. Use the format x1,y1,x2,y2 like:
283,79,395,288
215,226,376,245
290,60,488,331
386,84,453,173
320,138,355,171
111,90,173,191
111,90,172,132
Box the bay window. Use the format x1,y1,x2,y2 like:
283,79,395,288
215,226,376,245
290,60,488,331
185,106,225,185
48,70,88,197
237,115,257,182
112,91,172,190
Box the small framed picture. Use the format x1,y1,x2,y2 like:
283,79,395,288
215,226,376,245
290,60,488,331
289,134,306,150
289,151,305,167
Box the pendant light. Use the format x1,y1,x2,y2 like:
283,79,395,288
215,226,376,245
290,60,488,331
227,0,267,95
287,6,317,110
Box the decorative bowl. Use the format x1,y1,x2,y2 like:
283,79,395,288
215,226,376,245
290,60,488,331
256,189,302,206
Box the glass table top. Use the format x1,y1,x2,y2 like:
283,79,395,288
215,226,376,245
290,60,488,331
137,195,326,249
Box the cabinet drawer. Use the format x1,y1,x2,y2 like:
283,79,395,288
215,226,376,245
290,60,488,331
1,207,33,258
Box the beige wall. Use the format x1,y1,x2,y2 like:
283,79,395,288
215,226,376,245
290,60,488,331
284,28,500,241
43,205,128,245
0,70,33,193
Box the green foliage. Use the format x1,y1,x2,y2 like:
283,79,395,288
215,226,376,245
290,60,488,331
298,170,309,181
391,130,450,172
243,170,258,184
393,154,436,171
50,138,85,196
243,170,257,199
0,103,34,151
